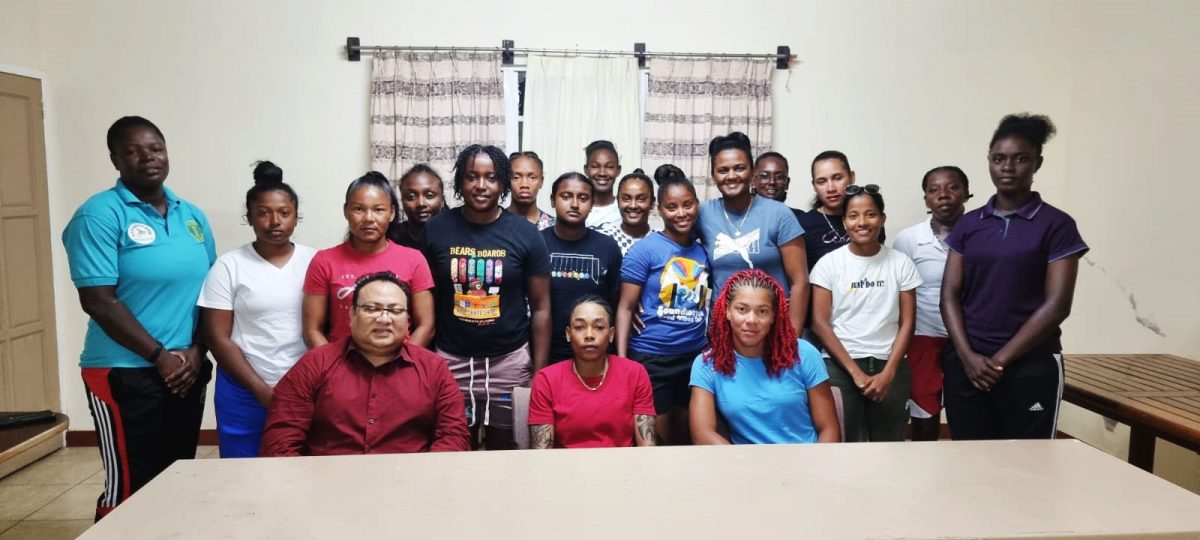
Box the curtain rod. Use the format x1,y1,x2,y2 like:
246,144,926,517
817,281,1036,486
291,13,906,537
345,37,793,69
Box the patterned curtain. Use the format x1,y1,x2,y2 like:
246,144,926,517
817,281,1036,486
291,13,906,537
370,51,506,197
642,58,773,199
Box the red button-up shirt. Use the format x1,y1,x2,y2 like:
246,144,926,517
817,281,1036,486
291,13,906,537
261,337,470,456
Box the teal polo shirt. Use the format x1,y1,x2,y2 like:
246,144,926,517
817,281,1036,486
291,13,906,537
62,179,217,368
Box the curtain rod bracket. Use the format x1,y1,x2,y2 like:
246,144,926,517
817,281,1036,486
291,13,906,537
776,45,790,69
347,36,361,62
634,43,646,68
502,40,515,65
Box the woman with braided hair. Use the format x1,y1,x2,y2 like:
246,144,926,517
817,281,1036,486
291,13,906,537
689,269,840,444
422,144,552,449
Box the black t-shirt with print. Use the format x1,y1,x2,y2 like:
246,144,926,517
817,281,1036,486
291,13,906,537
540,228,623,363
423,208,551,356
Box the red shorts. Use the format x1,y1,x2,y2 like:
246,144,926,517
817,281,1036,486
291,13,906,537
907,335,949,418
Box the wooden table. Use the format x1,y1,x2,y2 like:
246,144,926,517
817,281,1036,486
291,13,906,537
79,440,1200,539
1063,354,1200,472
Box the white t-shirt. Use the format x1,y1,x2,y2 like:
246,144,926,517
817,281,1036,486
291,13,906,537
892,218,949,338
585,201,623,229
197,243,317,386
810,244,921,359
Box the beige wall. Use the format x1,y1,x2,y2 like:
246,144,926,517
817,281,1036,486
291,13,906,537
0,0,43,70
4,0,1197,486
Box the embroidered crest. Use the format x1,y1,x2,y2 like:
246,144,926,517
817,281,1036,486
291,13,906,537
126,223,156,245
186,220,205,242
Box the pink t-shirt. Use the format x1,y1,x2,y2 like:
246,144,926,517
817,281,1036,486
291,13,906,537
528,355,655,448
303,241,434,342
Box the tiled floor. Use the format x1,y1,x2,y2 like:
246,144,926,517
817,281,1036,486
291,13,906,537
0,446,218,539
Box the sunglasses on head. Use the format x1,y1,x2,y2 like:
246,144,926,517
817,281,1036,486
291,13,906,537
844,184,880,196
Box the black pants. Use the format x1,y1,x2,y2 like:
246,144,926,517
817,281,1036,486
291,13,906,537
942,347,1063,440
82,360,212,520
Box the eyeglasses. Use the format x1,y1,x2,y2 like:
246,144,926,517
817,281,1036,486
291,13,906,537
843,184,880,196
355,304,408,318
756,172,790,183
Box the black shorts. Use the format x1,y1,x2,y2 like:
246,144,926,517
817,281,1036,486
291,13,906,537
627,349,703,414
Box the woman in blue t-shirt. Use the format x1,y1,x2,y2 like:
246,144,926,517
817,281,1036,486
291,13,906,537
697,132,809,332
616,165,710,445
690,269,840,445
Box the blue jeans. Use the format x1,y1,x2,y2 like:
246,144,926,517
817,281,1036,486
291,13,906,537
214,368,268,458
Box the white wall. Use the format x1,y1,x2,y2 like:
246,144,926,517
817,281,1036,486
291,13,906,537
6,0,1198,486
0,0,43,71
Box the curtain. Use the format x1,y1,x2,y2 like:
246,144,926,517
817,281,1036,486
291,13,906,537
523,55,642,182
370,51,506,196
642,58,773,199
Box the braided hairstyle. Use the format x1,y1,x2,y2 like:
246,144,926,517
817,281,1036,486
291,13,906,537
704,269,798,378
452,144,512,201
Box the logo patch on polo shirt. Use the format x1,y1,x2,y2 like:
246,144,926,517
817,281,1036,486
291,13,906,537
127,223,156,245
186,220,205,243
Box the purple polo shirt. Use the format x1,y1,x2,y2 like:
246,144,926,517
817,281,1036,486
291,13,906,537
945,192,1088,357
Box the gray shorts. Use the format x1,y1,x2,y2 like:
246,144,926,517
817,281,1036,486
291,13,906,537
437,344,532,430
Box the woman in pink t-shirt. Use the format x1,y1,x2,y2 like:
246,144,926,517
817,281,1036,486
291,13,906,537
528,295,657,448
301,172,435,348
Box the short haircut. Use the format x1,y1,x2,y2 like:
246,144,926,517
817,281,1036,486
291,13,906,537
755,151,789,170
920,165,970,194
106,116,164,152
351,271,412,308
569,294,614,326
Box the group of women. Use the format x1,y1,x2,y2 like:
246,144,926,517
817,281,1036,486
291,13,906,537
65,112,1087,518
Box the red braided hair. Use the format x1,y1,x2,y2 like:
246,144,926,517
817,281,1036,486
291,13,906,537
704,269,798,378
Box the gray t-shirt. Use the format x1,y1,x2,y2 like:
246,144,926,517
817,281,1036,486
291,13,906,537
698,195,805,294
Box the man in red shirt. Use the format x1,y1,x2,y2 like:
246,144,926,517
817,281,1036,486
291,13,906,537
261,272,470,456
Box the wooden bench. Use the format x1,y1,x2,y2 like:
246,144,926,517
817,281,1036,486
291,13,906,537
1063,354,1200,472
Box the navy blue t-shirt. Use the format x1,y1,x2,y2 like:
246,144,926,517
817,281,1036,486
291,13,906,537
541,228,623,363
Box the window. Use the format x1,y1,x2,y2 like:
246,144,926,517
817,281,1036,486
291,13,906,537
502,65,649,155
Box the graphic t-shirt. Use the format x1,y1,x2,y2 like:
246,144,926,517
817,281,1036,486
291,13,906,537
690,339,829,444
303,241,434,343
541,228,623,362
698,196,804,294
809,245,922,359
620,232,711,356
423,208,552,356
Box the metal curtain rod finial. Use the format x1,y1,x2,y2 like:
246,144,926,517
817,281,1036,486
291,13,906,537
344,36,795,69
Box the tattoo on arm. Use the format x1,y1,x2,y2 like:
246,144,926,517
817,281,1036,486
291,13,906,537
530,424,554,449
635,415,657,446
